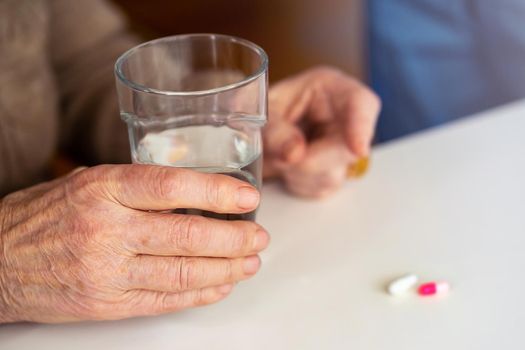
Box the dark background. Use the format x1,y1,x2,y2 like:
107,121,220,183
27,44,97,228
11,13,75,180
111,0,366,82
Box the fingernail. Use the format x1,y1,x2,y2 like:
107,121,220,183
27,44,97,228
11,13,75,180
243,255,261,275
217,284,234,294
237,186,260,209
253,229,270,251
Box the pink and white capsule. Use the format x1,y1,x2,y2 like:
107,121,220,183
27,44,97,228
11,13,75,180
418,282,450,296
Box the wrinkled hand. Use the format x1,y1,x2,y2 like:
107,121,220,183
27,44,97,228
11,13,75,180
264,66,381,198
0,165,268,323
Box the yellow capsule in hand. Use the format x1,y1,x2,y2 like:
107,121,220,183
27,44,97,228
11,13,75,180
347,157,370,178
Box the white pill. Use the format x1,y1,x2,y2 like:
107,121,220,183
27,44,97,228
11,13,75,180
387,274,419,296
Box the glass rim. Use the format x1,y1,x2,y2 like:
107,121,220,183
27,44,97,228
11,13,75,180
114,33,268,97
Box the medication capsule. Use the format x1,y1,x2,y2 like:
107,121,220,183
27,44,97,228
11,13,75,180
418,282,450,296
347,157,370,178
387,274,418,296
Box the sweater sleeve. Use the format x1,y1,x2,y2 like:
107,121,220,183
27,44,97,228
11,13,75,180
48,0,140,164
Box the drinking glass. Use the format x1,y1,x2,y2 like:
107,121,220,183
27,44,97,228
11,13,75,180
115,34,268,220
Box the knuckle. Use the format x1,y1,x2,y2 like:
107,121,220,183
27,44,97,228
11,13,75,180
229,223,252,255
125,165,183,201
153,292,174,313
192,289,210,307
224,259,235,282
204,176,224,209
123,257,143,287
68,212,119,254
1,189,26,206
309,65,341,78
72,165,108,185
151,290,207,314
66,170,95,200
65,165,112,205
153,167,180,199
353,88,381,112
172,215,207,254
302,65,381,114
62,238,126,291
175,258,200,290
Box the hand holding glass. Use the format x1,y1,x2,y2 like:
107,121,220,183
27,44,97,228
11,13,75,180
115,34,268,220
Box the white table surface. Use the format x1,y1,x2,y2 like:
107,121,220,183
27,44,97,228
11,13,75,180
1,101,525,350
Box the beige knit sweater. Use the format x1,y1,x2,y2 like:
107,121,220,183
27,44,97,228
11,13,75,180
0,0,138,196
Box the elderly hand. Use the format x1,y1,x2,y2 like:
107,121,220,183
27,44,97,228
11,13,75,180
0,165,268,323
264,66,381,198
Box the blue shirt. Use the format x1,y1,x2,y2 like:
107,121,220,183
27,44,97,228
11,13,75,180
368,0,525,142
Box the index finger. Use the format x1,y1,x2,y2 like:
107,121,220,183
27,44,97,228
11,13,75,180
312,68,380,157
81,164,260,213
339,83,381,157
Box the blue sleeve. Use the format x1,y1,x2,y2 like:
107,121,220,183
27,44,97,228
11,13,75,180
368,0,525,142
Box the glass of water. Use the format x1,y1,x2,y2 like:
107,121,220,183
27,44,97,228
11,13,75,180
115,34,268,221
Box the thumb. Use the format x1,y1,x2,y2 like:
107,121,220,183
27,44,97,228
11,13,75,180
263,120,307,178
